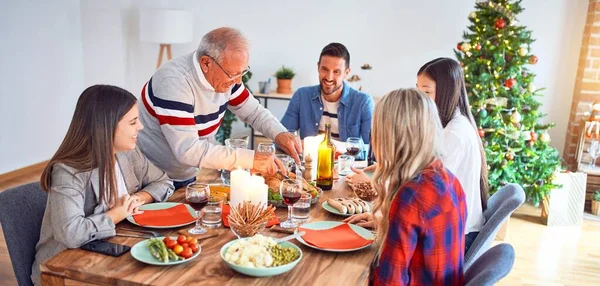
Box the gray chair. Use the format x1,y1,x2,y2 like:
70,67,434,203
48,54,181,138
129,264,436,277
0,182,47,286
465,243,515,286
464,183,525,270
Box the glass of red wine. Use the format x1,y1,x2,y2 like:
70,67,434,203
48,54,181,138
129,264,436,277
346,137,364,160
186,183,210,235
280,179,302,228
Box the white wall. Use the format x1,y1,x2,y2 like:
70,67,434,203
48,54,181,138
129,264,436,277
0,0,587,173
0,0,84,174
120,0,586,152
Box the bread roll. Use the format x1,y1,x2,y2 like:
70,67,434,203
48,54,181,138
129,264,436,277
327,198,347,214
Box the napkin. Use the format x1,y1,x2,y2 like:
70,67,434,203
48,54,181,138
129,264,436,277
299,223,373,250
221,204,280,227
132,204,196,227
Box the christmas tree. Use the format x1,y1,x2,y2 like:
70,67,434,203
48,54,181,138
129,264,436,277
455,0,562,206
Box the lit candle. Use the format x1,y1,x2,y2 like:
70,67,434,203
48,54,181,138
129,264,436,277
230,167,250,208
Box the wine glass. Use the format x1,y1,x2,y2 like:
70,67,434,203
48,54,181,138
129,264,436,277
346,137,364,159
276,154,293,172
257,142,276,155
186,183,210,234
222,138,249,184
589,140,600,169
280,179,302,228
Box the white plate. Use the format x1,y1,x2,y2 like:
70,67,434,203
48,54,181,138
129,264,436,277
127,202,198,229
294,221,374,252
321,200,373,217
130,236,201,266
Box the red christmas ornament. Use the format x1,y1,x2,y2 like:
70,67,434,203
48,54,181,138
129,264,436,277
495,18,506,29
478,128,485,138
505,54,512,62
530,131,538,142
504,78,517,88
457,43,463,51
529,55,538,64
506,152,514,160
475,43,482,51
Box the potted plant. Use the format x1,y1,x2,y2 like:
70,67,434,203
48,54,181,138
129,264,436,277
593,190,600,216
274,66,295,94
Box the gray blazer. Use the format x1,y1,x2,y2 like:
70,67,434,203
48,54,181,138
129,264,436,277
31,147,174,285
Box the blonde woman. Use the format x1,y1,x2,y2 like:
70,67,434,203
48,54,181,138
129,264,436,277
347,89,466,285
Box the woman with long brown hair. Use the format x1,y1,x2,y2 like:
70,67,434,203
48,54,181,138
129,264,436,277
31,85,174,285
351,88,467,285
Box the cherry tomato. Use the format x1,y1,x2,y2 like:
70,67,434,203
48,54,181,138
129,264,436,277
181,243,189,248
187,237,198,245
163,237,173,244
165,239,177,249
177,235,187,244
189,243,198,253
180,247,193,259
172,245,184,255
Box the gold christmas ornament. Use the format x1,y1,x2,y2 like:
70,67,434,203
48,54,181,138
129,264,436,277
518,47,528,57
461,42,472,52
528,84,536,93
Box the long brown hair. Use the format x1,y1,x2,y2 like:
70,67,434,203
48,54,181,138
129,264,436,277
418,57,489,210
40,85,137,206
371,88,443,257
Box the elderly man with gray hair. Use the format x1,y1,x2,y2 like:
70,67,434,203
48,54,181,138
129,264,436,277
137,27,301,189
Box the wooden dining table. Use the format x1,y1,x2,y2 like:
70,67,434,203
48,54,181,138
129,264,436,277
40,169,377,285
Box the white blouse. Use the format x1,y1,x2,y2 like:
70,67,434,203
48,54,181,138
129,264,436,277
442,112,485,234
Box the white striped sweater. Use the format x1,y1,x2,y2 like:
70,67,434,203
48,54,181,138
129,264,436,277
137,51,287,181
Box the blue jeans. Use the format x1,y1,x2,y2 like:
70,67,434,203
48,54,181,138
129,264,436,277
465,231,479,254
173,177,196,190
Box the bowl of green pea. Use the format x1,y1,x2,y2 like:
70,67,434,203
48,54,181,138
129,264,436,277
220,234,302,277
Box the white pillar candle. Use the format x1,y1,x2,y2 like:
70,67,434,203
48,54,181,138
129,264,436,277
230,167,250,208
248,175,267,206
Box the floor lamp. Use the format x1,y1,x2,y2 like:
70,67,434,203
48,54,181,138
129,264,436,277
139,9,193,69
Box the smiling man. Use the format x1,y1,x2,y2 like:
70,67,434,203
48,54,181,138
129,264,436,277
137,27,301,189
281,43,373,144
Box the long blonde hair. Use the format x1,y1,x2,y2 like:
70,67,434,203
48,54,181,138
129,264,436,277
371,88,443,257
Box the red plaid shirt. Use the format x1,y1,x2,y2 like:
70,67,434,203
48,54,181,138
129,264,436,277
371,160,467,286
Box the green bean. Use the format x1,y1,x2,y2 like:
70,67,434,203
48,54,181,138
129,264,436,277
167,249,180,261
147,241,162,261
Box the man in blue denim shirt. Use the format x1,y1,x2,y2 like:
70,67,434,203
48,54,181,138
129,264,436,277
281,43,374,144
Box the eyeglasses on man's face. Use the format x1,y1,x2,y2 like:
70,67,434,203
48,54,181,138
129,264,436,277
207,55,250,80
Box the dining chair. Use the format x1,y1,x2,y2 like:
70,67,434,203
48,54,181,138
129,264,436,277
464,183,525,270
0,182,47,286
464,243,515,286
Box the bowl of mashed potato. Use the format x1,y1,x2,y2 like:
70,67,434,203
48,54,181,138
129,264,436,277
220,234,302,277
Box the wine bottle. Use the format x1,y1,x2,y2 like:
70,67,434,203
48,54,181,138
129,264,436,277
317,124,335,190
367,131,376,166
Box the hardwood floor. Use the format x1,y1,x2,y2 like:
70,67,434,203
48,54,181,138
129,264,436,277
0,166,599,285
